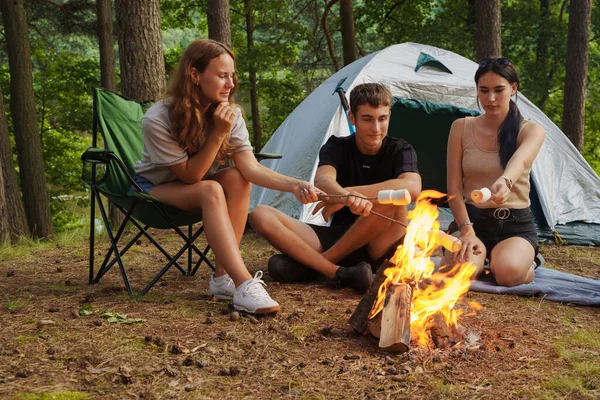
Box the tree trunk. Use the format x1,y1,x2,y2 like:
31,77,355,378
115,0,166,102
0,87,28,242
562,0,591,151
534,0,551,109
97,0,121,228
245,0,262,151
322,0,340,72
0,0,54,239
207,0,231,48
474,0,502,60
97,0,117,91
340,0,356,66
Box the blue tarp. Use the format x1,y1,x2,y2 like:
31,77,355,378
470,267,600,307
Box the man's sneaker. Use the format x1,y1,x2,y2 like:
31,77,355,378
209,273,235,300
233,271,280,314
268,254,320,283
333,261,374,294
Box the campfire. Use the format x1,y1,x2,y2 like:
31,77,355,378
349,190,481,353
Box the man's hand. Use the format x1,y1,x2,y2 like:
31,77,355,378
312,201,344,222
343,190,373,217
212,102,236,141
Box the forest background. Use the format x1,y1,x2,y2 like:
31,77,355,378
0,0,598,240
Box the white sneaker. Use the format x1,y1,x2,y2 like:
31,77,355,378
232,271,280,314
209,273,235,300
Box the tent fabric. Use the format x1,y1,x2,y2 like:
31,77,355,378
250,42,600,243
470,267,600,307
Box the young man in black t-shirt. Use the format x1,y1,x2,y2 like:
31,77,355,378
249,83,421,293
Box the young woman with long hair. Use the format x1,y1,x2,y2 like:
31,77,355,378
445,58,546,286
134,39,318,313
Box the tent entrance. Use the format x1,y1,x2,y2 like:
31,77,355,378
387,97,478,197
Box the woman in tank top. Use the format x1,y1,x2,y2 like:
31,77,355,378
444,58,545,287
134,40,319,314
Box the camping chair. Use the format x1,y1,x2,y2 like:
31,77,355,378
82,87,280,296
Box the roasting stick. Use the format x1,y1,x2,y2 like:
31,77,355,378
316,190,462,253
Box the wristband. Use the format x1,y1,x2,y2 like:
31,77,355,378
501,176,513,190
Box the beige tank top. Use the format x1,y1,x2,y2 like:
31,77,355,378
462,117,531,209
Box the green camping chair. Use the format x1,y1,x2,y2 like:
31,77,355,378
82,87,280,296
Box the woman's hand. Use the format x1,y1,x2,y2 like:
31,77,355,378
490,176,511,205
292,181,320,204
453,229,482,263
212,102,236,141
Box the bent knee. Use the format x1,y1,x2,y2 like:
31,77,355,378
491,261,533,286
249,205,276,232
198,180,226,205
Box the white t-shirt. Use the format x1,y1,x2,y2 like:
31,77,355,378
135,98,253,185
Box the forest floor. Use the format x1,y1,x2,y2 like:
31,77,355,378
0,228,599,400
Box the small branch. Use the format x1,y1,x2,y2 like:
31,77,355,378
382,0,408,26
321,0,339,71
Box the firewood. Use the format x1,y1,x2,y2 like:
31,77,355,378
378,283,412,353
348,260,395,333
366,312,381,338
429,313,462,349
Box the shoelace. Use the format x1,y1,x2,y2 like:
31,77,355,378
243,271,270,299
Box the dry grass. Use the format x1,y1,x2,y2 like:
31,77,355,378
0,228,599,399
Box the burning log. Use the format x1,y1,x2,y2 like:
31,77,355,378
349,190,478,354
349,260,393,333
379,283,412,353
429,313,462,349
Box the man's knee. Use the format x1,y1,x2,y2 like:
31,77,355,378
249,205,276,234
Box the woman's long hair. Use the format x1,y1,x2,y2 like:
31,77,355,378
475,59,523,169
166,39,238,163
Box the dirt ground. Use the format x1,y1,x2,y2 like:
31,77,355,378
0,229,599,400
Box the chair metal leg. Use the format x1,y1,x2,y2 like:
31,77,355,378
191,243,214,276
188,224,192,275
139,227,207,295
89,187,97,284
95,193,133,295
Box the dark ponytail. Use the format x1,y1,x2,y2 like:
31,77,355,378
498,99,523,169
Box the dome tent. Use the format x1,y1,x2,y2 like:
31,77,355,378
250,42,600,245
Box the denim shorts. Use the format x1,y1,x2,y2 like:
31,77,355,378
448,203,539,261
131,173,155,192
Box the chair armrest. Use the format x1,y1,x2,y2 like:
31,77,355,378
82,147,114,164
255,152,282,162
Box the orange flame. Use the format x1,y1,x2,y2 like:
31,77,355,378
369,190,479,347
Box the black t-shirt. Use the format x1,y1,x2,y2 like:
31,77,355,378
317,135,419,227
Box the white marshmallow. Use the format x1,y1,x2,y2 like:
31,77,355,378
377,189,411,206
471,188,491,203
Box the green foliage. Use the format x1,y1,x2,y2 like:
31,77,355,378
32,46,99,133
252,72,305,146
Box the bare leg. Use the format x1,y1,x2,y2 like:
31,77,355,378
249,205,339,278
149,180,252,286
321,204,401,263
208,168,252,277
489,237,535,286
